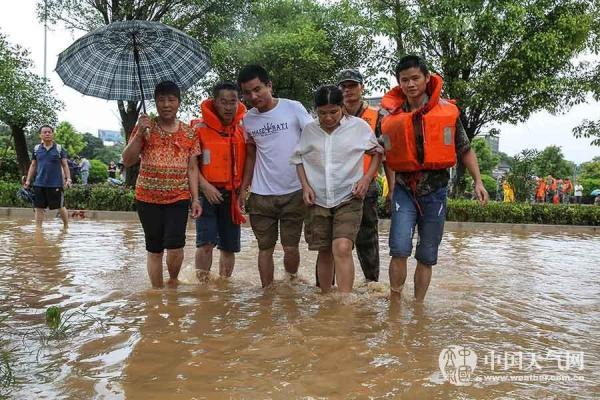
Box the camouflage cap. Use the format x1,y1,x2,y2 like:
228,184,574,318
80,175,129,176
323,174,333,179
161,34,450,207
336,69,363,85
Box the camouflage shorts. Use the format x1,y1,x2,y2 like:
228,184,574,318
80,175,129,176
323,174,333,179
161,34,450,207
304,198,363,251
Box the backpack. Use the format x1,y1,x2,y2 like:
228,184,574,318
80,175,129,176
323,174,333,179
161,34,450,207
34,143,62,154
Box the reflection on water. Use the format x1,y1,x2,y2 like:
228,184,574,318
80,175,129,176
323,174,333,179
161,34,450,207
0,217,598,399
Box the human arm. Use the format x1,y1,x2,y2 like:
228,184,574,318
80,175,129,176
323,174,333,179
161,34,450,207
122,114,151,167
61,158,72,188
353,151,382,200
24,160,37,188
188,154,202,219
462,148,489,206
353,127,383,199
296,164,315,206
198,171,223,204
238,142,256,211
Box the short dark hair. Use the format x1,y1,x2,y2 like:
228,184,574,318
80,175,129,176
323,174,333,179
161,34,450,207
237,64,270,85
314,85,343,108
154,80,181,101
395,55,429,80
39,125,54,133
212,81,240,99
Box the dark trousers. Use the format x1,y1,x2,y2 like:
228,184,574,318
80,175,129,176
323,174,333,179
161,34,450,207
316,181,380,285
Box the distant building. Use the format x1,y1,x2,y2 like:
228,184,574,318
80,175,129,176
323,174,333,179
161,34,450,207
483,135,499,154
97,129,124,145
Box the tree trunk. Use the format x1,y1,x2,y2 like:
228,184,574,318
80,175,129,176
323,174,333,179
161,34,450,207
11,124,30,178
118,100,141,187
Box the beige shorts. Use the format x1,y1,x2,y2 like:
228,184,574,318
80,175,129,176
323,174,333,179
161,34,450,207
304,198,363,251
247,190,305,250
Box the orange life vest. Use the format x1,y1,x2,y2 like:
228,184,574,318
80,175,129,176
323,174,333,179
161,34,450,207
358,104,379,173
193,99,247,191
380,74,460,172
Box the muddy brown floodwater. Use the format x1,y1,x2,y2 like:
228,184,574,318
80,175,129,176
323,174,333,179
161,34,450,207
0,216,598,399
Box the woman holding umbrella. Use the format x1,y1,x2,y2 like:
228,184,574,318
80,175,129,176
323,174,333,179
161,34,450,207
122,81,202,288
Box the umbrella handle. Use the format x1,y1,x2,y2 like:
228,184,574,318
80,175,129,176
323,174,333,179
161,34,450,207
132,33,147,114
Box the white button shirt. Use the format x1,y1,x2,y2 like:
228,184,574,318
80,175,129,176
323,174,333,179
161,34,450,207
290,116,381,208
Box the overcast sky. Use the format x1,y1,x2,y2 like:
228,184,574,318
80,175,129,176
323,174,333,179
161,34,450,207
1,1,598,163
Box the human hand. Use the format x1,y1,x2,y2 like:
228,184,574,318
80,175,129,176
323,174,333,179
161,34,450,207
137,113,151,139
65,178,72,188
303,186,316,206
190,199,202,219
238,188,247,212
352,177,370,200
474,181,489,206
23,180,31,189
202,183,223,204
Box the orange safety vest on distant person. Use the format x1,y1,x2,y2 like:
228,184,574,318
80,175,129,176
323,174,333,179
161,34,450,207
192,99,247,224
380,74,460,172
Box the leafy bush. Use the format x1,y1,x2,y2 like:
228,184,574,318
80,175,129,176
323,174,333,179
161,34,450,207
446,200,600,226
88,160,108,184
0,150,20,182
0,182,135,211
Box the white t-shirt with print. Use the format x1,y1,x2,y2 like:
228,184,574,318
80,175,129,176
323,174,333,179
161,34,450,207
244,98,313,196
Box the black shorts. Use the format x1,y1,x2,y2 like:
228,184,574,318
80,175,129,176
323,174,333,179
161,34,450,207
33,186,64,210
136,200,190,253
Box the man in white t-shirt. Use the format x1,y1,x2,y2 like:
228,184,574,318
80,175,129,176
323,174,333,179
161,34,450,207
237,65,313,288
574,181,583,204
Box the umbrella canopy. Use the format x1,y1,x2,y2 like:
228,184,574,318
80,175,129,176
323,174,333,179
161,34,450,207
56,20,210,103
590,189,600,196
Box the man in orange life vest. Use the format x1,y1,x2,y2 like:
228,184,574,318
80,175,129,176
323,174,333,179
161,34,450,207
192,82,247,280
381,55,489,302
337,69,384,282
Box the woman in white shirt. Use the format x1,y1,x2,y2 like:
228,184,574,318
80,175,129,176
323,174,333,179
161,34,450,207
291,85,382,294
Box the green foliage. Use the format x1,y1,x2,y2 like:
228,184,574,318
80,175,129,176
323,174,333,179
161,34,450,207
359,0,594,138
0,182,24,207
87,184,135,211
464,173,497,200
533,145,575,179
573,119,600,146
88,160,108,184
45,306,61,330
93,144,123,165
578,178,600,196
0,150,20,182
0,32,64,174
54,121,85,157
507,149,538,202
446,200,600,226
206,0,371,106
471,138,499,175
578,159,600,180
79,133,104,159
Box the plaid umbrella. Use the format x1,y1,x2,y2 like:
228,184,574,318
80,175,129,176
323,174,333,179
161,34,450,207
56,20,210,111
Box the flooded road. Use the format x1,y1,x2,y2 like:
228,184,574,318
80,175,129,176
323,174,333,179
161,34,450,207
0,216,598,399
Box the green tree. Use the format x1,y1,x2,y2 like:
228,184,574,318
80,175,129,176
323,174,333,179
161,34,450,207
533,145,575,179
206,0,371,106
359,0,593,139
0,33,63,175
507,149,538,202
356,0,595,195
54,121,85,157
93,144,124,165
39,0,251,186
88,159,108,183
578,157,600,180
80,132,104,159
471,138,499,175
